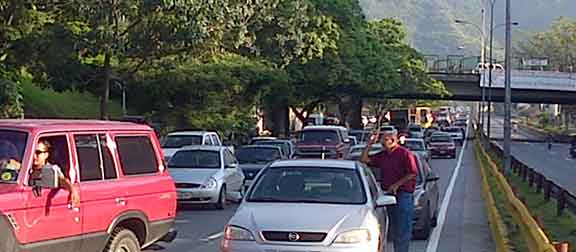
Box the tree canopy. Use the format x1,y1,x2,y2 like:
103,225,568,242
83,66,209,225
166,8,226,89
0,0,444,137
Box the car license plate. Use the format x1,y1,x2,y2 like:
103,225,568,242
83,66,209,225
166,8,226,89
177,192,192,199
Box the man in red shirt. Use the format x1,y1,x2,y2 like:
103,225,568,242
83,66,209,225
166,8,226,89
361,130,418,252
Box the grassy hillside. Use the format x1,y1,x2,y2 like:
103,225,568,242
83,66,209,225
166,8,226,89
359,0,576,56
23,80,123,119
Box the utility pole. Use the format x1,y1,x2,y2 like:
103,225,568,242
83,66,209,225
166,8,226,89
487,0,495,139
503,0,512,174
480,8,487,135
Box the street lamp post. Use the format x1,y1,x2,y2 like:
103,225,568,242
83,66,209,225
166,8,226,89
503,0,512,174
487,0,496,139
455,13,486,130
487,0,519,139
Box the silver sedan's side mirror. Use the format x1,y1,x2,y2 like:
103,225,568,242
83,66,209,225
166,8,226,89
376,194,397,208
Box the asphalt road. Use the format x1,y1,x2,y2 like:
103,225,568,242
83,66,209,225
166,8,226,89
487,115,576,195
149,138,494,252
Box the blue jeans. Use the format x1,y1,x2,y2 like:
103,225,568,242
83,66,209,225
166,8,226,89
388,191,414,252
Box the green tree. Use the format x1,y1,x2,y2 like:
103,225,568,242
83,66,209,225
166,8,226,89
282,0,444,129
9,0,339,122
516,17,576,72
0,67,24,118
0,1,49,119
130,54,288,140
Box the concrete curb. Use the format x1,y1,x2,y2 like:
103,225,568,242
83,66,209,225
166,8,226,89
474,141,510,252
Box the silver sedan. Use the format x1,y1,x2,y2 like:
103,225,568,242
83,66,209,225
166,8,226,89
221,159,396,252
168,145,245,209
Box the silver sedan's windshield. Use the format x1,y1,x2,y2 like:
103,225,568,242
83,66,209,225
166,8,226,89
248,167,366,204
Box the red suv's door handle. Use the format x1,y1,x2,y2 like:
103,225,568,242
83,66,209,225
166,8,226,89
115,198,126,206
67,204,80,212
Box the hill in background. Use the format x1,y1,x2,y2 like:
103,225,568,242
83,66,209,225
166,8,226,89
359,0,576,57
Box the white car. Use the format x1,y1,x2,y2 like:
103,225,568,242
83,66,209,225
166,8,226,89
221,159,396,252
161,131,223,161
441,127,464,145
168,145,244,209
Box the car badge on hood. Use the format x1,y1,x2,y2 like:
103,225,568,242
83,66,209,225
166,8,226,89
288,232,300,241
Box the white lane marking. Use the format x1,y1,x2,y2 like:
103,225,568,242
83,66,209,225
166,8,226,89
425,124,469,252
200,232,224,242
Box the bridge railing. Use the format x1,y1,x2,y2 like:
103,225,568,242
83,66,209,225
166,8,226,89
424,55,480,73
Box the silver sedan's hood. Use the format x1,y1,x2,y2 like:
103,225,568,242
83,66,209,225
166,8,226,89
230,203,370,234
168,169,221,184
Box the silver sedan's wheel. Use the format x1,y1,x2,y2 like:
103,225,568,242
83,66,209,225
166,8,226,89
215,186,227,210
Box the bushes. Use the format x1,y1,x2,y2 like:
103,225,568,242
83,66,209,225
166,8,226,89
0,67,24,119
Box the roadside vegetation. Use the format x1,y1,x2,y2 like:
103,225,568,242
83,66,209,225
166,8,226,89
22,75,123,119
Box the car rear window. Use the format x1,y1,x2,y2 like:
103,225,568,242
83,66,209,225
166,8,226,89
116,136,158,175
299,130,339,144
430,136,453,142
168,150,221,169
405,140,425,151
253,141,289,157
161,135,202,148
236,147,281,164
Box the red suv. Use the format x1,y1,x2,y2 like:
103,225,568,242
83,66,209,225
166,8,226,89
0,120,177,252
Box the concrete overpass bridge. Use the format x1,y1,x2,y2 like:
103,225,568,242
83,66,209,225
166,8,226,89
378,70,576,104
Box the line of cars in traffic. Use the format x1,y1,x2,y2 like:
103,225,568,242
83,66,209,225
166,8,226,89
158,121,457,251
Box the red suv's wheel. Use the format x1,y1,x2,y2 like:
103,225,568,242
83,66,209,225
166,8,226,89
104,227,140,252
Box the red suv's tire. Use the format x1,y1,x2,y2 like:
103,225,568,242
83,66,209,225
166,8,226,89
104,227,141,252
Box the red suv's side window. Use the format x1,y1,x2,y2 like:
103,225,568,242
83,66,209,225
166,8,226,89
75,134,117,182
116,135,158,175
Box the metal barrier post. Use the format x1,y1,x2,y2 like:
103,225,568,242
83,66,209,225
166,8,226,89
558,189,566,216
536,174,543,193
544,180,551,201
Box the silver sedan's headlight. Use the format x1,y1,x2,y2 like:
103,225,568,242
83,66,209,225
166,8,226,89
334,229,371,244
201,178,217,189
224,225,255,241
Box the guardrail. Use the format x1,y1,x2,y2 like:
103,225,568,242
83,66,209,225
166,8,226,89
482,138,576,217
477,134,558,252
